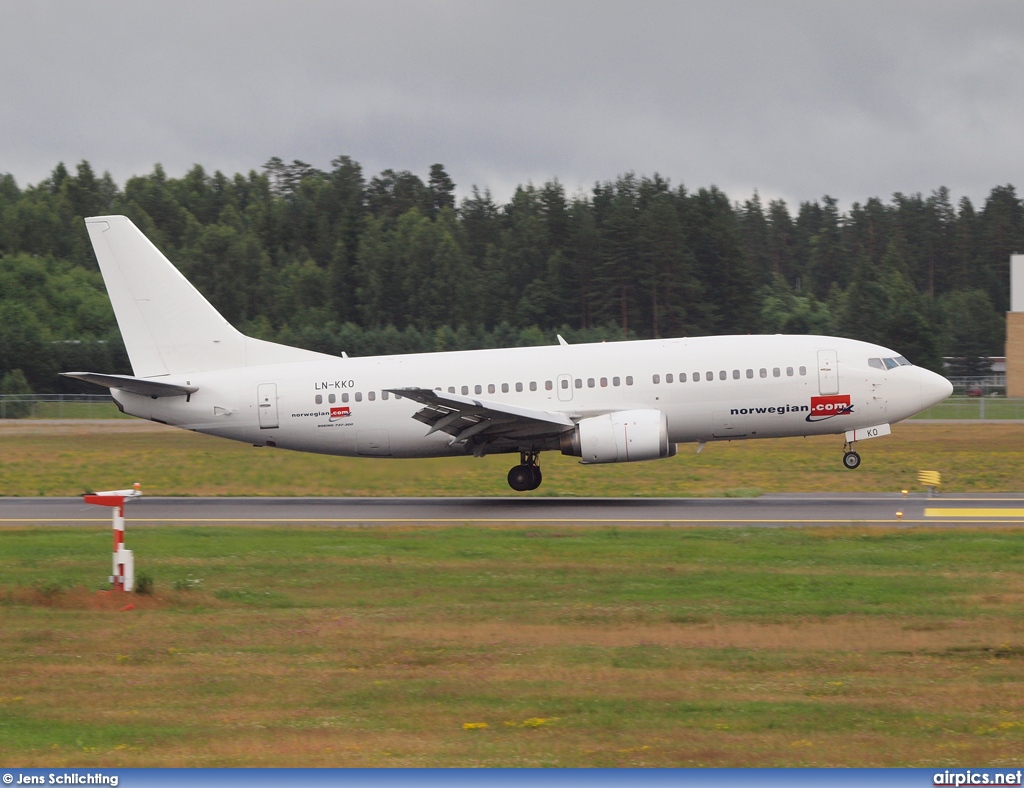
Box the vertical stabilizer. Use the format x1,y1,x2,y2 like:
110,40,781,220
85,216,333,377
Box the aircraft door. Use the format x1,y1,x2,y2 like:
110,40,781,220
817,350,839,395
557,374,573,402
257,383,279,429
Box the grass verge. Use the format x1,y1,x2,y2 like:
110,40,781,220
1,421,1022,496
2,525,1024,766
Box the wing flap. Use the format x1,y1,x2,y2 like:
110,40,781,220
387,387,573,446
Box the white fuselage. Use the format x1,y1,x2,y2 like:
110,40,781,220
109,334,949,459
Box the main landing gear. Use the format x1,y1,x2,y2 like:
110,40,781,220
508,451,543,491
842,441,861,470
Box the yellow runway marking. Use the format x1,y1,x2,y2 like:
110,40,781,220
925,508,1024,518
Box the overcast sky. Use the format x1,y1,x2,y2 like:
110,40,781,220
2,1,1023,208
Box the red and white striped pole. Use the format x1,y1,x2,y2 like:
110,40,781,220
83,483,142,592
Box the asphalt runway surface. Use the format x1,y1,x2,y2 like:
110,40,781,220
2,493,1024,526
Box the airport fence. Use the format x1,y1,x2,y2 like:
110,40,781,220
0,394,121,420
910,396,1024,420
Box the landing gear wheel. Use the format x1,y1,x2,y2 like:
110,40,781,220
508,465,534,491
843,451,861,469
508,451,543,491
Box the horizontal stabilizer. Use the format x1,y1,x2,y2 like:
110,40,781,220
61,372,197,398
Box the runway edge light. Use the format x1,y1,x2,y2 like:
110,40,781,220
83,482,142,592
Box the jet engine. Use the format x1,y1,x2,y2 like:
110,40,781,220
560,409,676,464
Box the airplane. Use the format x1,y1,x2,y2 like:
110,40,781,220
65,215,954,491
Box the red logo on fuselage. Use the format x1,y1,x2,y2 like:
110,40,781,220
329,407,351,421
807,395,853,421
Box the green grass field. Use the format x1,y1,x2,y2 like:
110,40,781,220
2,525,1024,767
1,420,1022,496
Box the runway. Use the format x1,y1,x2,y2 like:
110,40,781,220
2,493,1024,526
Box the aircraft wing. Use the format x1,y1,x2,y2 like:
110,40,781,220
61,372,198,398
387,387,574,448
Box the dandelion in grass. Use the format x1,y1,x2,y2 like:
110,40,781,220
462,722,488,730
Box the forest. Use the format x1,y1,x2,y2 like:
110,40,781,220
0,156,1018,395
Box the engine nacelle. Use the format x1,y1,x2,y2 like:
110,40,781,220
560,409,676,464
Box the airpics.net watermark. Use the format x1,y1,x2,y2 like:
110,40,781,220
935,771,1023,786
3,776,118,787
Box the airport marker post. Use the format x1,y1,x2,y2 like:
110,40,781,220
83,483,142,592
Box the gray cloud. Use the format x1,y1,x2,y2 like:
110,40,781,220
2,1,1023,208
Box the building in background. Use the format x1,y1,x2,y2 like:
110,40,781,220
1009,256,1024,397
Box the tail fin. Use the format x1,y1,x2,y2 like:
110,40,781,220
85,216,333,377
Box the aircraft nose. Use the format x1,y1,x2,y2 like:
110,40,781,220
919,367,954,409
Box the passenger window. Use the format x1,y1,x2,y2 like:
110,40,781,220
706,371,714,381
626,376,634,386
327,393,334,404
666,373,674,383
315,394,323,404
475,385,482,394
560,379,569,389
600,377,608,387
368,391,375,401
799,366,807,375
719,370,726,380
746,369,753,379
679,373,687,382
732,370,740,380
382,391,389,400
613,376,621,386
759,368,767,378
515,382,523,392
486,384,494,394
786,367,794,377
545,381,553,390
342,393,349,403
653,374,661,384
587,378,595,388
501,383,509,393
530,381,537,391
693,371,700,382
448,386,455,393
355,392,363,402
773,368,780,377
575,378,582,388
461,386,469,395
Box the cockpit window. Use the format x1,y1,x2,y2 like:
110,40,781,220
870,356,912,370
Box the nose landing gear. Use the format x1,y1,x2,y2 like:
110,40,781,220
842,441,861,469
508,451,542,491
